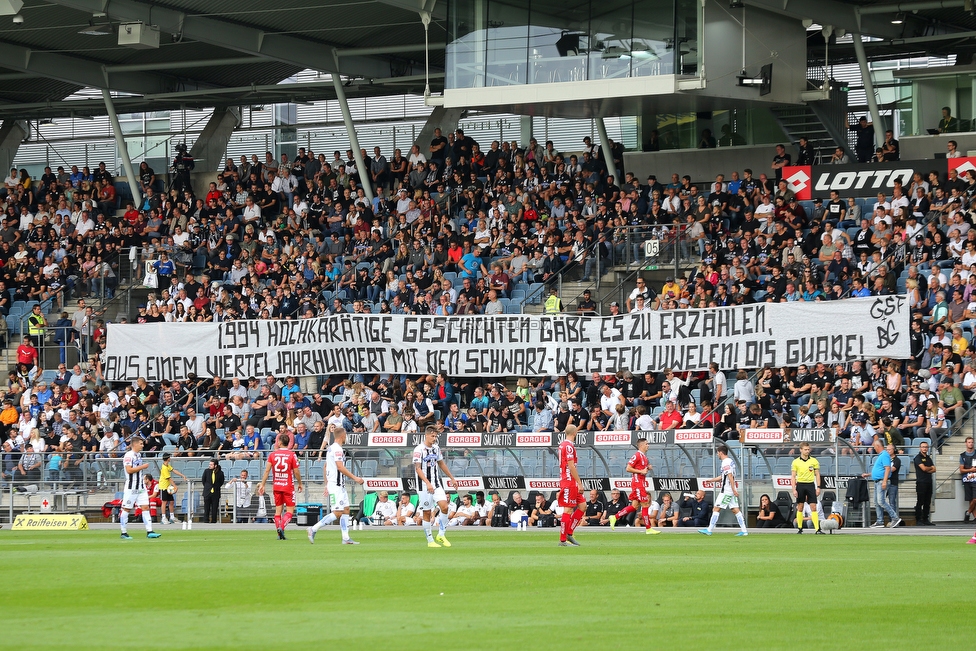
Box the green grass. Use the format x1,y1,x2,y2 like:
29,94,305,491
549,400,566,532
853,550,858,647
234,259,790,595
1,527,970,650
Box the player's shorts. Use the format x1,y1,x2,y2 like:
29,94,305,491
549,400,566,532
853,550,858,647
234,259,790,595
715,492,739,510
160,487,174,502
418,486,448,511
122,488,149,510
273,489,296,508
558,480,583,508
628,479,648,503
964,482,976,502
328,485,349,512
795,483,817,504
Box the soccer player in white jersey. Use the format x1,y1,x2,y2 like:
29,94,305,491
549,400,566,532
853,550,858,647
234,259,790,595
120,437,161,540
414,426,459,548
308,427,364,545
699,444,748,536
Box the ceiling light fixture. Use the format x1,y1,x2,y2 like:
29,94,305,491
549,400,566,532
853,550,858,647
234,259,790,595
79,19,113,36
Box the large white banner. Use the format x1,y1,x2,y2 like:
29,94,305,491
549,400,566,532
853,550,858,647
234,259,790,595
102,295,909,381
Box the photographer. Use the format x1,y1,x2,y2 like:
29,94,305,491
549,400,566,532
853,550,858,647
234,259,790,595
171,143,195,194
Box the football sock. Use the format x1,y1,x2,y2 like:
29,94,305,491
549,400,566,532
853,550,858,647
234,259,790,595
560,513,571,542
119,510,128,533
615,505,636,520
282,512,292,529
570,508,584,532
274,515,281,529
641,507,650,530
322,512,337,527
810,509,820,531
438,512,449,534
423,518,434,542
735,512,747,533
142,511,153,532
706,511,719,533
339,514,350,540
796,510,804,530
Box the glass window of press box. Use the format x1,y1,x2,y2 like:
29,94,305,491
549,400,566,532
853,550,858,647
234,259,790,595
447,0,700,89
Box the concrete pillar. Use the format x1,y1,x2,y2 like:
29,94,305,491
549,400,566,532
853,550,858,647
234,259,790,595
414,106,464,153
332,72,373,205
520,115,533,146
596,118,617,181
102,89,142,209
0,120,27,176
853,33,884,146
189,107,240,173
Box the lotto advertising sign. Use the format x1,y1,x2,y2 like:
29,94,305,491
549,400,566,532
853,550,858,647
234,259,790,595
785,157,976,203
947,156,976,177
783,162,919,201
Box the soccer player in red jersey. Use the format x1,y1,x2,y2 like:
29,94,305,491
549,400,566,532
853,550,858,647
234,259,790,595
558,424,586,547
257,433,303,540
609,437,660,535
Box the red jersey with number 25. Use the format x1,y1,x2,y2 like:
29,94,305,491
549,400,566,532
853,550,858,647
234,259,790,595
268,449,298,491
629,450,649,487
558,440,577,482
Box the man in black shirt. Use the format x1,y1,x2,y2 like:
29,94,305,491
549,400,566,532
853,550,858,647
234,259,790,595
576,290,597,316
554,402,572,432
914,441,936,525
849,116,875,163
581,490,605,527
678,490,712,527
216,404,242,434
604,489,630,525
882,130,900,161
796,137,815,165
429,127,448,168
771,144,791,182
825,190,846,225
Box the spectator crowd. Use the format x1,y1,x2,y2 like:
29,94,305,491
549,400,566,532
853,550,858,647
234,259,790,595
2,125,972,497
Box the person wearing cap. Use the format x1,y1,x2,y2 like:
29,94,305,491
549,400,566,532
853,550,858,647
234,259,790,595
607,301,621,316
661,276,680,301
158,452,187,524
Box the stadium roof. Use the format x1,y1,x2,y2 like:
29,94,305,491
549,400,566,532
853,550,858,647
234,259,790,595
0,0,973,121
0,0,447,119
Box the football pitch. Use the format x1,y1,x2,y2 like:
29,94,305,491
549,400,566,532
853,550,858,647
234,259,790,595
2,526,969,650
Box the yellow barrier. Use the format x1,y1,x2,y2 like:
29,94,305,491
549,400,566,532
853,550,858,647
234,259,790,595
12,514,89,530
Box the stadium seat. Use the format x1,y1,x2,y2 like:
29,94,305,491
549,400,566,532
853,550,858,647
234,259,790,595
360,459,378,476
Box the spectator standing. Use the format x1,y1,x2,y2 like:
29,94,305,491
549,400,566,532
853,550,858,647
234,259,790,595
849,116,875,163
913,442,936,526
201,459,225,524
960,436,976,523
865,440,901,528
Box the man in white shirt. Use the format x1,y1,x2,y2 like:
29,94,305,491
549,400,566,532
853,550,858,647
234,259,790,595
395,493,417,526
449,494,480,526
889,187,910,221
183,407,205,442
371,491,398,526
599,384,625,412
